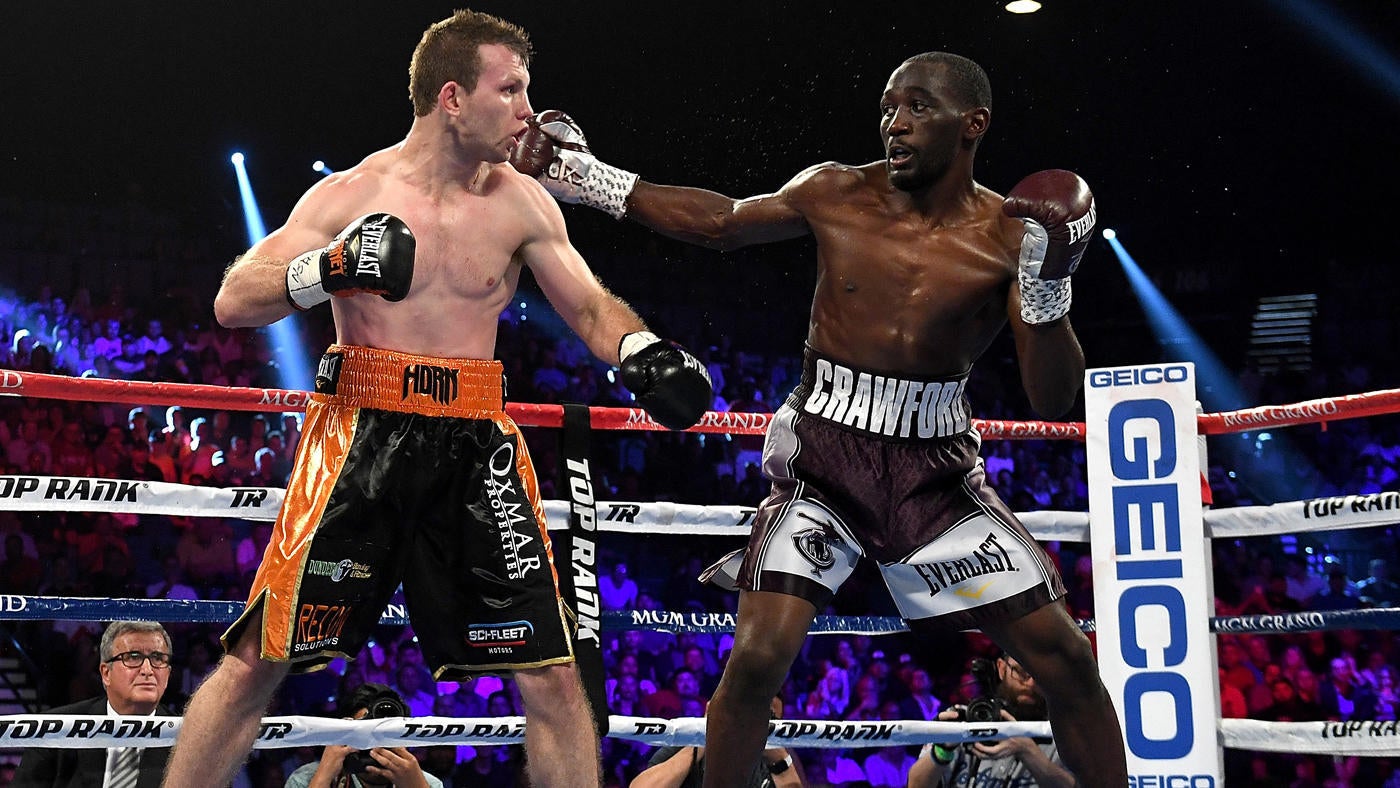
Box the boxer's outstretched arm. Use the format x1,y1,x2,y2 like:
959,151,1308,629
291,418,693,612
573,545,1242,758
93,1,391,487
623,179,810,252
517,173,712,429
511,109,812,251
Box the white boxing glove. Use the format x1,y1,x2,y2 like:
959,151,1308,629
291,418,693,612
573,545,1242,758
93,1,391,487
510,110,639,219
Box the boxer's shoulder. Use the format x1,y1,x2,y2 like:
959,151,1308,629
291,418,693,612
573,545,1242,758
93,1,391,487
781,161,881,212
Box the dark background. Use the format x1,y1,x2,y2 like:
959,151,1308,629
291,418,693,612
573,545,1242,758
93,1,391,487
3,0,1398,376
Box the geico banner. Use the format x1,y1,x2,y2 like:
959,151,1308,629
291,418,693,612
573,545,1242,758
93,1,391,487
1085,364,1223,786
0,476,282,521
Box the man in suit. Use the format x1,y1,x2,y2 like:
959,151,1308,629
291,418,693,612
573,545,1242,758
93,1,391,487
896,668,942,722
14,621,174,787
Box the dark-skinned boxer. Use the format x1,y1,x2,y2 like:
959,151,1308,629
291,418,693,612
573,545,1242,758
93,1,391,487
514,52,1127,787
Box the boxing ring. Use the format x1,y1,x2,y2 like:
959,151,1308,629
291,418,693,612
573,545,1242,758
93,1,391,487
4,368,1400,777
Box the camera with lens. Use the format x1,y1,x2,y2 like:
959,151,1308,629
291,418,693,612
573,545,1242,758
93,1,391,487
953,656,1006,723
343,694,410,776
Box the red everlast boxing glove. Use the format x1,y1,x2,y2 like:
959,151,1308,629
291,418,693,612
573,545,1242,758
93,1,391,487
1001,170,1096,324
510,110,639,220
285,213,416,311
618,331,713,430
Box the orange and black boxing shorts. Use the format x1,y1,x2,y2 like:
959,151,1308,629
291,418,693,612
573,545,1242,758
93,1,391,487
224,345,574,678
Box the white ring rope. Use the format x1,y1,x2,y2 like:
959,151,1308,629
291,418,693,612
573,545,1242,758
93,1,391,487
2,465,1397,759
3,714,1396,756
3,475,1399,542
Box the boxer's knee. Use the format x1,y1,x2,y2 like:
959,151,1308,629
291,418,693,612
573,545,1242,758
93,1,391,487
722,637,795,698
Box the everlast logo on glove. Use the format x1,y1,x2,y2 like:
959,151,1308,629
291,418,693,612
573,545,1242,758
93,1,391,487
1065,199,1097,246
284,212,415,311
618,332,713,430
354,215,390,277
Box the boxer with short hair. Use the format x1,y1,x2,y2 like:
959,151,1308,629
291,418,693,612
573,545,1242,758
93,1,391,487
514,51,1126,787
161,10,710,788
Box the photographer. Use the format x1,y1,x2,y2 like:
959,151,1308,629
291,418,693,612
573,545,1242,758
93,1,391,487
284,683,443,788
632,696,804,787
907,655,1072,788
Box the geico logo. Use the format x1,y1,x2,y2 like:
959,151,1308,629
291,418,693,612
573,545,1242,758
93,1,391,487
1087,365,1189,388
1108,397,1195,760
1128,776,1217,787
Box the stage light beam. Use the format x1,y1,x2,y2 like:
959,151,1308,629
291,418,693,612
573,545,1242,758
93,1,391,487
229,151,312,392
1106,233,1318,502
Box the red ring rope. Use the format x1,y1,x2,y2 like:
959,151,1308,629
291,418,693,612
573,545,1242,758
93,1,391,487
17,370,1400,438
0,370,1087,439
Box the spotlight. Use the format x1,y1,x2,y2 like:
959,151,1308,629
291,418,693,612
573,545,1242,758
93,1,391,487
1102,228,1117,240
228,151,312,392
1005,0,1042,13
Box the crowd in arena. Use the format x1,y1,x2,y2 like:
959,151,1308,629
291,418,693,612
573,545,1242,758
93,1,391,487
2,209,1400,786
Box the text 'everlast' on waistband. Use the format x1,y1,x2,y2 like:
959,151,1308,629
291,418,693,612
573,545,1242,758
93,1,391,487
800,357,970,440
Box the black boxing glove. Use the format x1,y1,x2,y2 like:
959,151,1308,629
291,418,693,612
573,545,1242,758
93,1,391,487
1001,170,1096,324
284,213,416,311
510,110,639,219
618,331,713,430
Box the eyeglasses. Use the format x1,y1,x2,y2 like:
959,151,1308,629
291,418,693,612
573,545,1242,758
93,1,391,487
1001,659,1033,683
104,651,171,669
